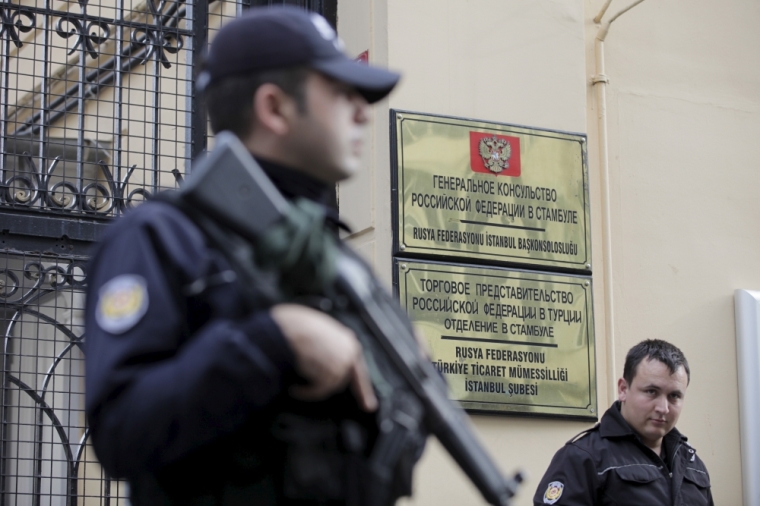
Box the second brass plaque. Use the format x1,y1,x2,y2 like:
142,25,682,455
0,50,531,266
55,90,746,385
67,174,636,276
396,259,597,419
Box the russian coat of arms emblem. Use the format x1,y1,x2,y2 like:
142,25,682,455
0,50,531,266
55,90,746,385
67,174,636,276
478,135,512,174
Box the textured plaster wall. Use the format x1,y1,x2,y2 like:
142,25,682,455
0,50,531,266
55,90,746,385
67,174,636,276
585,0,759,503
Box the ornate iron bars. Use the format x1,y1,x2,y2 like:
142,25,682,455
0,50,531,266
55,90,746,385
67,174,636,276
3,0,192,137
55,15,111,61
0,0,187,61
0,253,128,504
1,0,195,220
2,152,148,215
132,0,184,68
0,4,35,48
0,0,335,502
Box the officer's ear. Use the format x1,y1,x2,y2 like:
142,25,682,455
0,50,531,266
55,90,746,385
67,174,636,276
617,377,630,402
252,83,299,136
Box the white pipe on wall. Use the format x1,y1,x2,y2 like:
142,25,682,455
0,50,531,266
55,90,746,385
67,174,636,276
734,289,760,506
591,36,615,405
591,0,648,405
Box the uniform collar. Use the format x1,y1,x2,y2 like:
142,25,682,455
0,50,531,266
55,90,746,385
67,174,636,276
599,401,687,446
255,157,351,234
256,157,332,204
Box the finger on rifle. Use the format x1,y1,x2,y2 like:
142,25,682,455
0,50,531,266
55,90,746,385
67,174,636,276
289,354,354,401
350,355,378,412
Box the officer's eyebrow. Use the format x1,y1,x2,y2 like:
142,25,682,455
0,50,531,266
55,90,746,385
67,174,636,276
640,383,685,397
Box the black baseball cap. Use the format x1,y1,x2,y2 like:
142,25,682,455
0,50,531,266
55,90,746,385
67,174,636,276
197,6,400,103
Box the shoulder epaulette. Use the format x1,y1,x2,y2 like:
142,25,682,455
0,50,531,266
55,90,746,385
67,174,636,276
568,423,600,444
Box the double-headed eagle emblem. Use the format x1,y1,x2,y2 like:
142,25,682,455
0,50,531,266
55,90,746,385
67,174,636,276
478,135,512,173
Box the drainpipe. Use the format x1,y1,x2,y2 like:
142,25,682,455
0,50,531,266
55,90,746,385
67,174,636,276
591,0,648,405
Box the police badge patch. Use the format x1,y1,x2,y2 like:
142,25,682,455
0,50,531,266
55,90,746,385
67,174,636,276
543,481,564,505
96,275,149,334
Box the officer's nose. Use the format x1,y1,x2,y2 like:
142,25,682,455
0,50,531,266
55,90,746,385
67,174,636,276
655,395,669,415
355,100,369,124
352,92,369,124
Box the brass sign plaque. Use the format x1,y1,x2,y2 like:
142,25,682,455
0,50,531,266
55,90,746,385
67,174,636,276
396,259,597,418
392,111,591,271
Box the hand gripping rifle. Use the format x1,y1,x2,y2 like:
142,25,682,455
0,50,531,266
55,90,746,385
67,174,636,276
177,132,523,506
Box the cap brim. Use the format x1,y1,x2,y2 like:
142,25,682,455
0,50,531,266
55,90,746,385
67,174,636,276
312,58,400,104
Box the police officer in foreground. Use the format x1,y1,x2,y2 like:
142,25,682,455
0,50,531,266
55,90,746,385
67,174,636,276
85,6,421,505
534,339,713,506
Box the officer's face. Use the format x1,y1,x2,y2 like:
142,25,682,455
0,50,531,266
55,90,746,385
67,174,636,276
286,72,369,183
618,358,688,451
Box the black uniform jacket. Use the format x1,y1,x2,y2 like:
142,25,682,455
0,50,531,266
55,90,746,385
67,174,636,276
533,402,713,506
85,161,346,505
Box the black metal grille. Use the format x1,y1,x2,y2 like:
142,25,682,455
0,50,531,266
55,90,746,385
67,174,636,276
0,0,334,502
0,252,119,504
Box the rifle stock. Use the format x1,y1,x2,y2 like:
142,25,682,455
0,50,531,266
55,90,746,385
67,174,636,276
180,132,523,505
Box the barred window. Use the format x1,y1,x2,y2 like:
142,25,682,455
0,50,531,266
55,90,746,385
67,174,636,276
0,0,335,502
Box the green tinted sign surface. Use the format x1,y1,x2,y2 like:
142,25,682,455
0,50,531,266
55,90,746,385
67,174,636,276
396,259,596,418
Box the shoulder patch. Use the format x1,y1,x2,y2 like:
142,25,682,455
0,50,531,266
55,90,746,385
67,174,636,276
543,481,564,504
96,275,149,334
569,424,598,444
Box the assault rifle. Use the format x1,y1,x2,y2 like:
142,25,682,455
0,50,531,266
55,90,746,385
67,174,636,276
178,132,523,506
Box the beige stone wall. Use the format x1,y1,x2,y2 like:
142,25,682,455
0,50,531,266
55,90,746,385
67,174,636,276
583,0,758,504
340,0,756,504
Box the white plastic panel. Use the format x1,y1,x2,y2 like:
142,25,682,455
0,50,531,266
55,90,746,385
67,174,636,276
734,289,760,506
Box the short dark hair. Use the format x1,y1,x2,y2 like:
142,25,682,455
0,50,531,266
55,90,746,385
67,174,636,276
623,339,690,385
204,66,310,138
